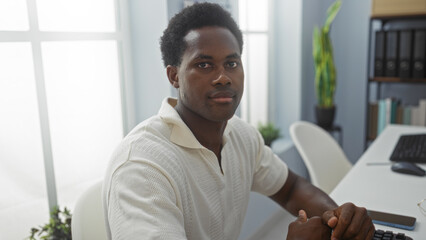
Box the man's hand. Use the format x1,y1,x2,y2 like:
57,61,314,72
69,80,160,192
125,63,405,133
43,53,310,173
322,202,375,240
287,210,331,240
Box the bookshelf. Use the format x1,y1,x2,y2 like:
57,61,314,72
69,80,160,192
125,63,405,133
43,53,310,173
365,14,426,148
370,77,426,83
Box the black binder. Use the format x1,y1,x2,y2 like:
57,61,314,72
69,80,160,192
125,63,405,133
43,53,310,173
398,30,412,79
374,31,385,77
412,30,426,79
385,31,398,77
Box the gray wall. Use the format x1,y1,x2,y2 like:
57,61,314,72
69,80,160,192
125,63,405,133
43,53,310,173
332,0,371,162
301,0,372,163
270,0,303,140
128,0,170,124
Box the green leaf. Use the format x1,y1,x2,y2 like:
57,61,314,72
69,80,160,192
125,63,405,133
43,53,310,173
258,122,281,146
312,27,321,64
324,0,342,33
26,206,72,240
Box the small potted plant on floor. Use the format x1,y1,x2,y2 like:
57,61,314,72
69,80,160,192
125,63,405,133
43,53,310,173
258,122,281,147
28,206,72,240
312,0,342,129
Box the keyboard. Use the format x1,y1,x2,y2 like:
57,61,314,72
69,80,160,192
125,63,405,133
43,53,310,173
374,229,412,240
390,134,426,163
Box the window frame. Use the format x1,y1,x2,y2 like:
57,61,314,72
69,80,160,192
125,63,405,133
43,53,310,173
0,0,134,212
238,0,271,125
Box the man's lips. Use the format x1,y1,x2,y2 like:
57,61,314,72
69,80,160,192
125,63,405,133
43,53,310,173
208,90,236,103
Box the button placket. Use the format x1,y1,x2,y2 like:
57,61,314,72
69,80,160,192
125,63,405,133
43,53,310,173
200,148,225,180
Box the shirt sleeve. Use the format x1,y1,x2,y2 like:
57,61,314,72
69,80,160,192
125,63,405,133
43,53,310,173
251,130,289,196
107,160,187,240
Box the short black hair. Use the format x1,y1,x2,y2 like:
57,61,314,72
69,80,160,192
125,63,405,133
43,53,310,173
160,2,243,67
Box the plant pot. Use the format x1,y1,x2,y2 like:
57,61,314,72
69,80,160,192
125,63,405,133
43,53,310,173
315,105,336,129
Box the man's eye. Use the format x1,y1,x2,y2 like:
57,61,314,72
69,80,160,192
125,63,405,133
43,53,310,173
226,61,238,68
197,62,212,69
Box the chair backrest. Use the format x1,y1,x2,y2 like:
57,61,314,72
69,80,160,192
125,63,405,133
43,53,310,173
289,121,352,194
72,181,108,240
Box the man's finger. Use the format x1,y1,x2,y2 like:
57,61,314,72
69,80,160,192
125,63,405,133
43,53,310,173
350,213,374,240
297,209,307,223
341,207,367,239
331,205,355,239
366,221,376,240
322,210,338,228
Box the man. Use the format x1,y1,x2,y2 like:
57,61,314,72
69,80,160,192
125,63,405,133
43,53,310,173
103,3,374,239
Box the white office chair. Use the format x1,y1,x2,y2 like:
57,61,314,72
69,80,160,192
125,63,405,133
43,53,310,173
289,121,352,194
72,181,108,240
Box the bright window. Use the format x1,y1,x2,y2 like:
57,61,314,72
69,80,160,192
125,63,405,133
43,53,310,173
0,42,49,239
239,0,269,126
36,0,116,32
0,1,131,239
0,0,29,30
42,41,123,207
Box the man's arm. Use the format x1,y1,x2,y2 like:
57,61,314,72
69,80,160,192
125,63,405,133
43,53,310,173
270,170,337,217
270,170,375,240
107,161,187,239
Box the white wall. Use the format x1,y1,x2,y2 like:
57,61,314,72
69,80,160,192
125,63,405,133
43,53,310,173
128,0,170,124
330,0,371,162
270,0,303,140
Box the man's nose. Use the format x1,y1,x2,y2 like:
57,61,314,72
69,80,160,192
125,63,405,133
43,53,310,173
212,69,231,86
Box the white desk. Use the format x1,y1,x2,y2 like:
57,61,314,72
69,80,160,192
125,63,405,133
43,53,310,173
331,125,426,239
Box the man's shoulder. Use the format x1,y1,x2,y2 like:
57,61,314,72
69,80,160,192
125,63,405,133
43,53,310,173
228,115,259,137
225,116,263,151
108,115,179,167
128,115,172,140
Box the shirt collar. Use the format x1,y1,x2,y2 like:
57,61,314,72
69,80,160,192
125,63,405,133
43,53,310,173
158,97,232,149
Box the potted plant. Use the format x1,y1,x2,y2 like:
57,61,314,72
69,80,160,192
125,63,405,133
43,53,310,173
258,122,281,147
312,0,342,129
28,206,72,240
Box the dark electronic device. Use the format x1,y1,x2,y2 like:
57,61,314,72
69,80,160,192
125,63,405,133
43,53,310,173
391,161,426,176
390,134,426,163
368,210,416,231
373,229,413,240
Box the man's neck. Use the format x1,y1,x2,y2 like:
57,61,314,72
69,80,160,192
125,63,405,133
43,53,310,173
174,103,227,157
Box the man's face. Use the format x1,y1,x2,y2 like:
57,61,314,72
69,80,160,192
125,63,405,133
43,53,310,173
171,26,244,122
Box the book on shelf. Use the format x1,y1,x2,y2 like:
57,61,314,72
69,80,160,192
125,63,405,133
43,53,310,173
377,98,398,136
368,102,378,139
377,99,386,135
403,106,412,125
411,106,420,126
385,31,399,77
412,30,426,79
396,105,404,124
370,98,426,139
374,31,385,77
388,98,398,124
398,30,412,79
408,99,426,126
419,99,426,126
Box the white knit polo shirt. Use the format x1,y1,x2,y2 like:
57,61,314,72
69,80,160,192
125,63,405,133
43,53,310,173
103,98,288,240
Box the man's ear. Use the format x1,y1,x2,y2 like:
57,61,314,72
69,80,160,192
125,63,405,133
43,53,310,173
166,65,179,88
